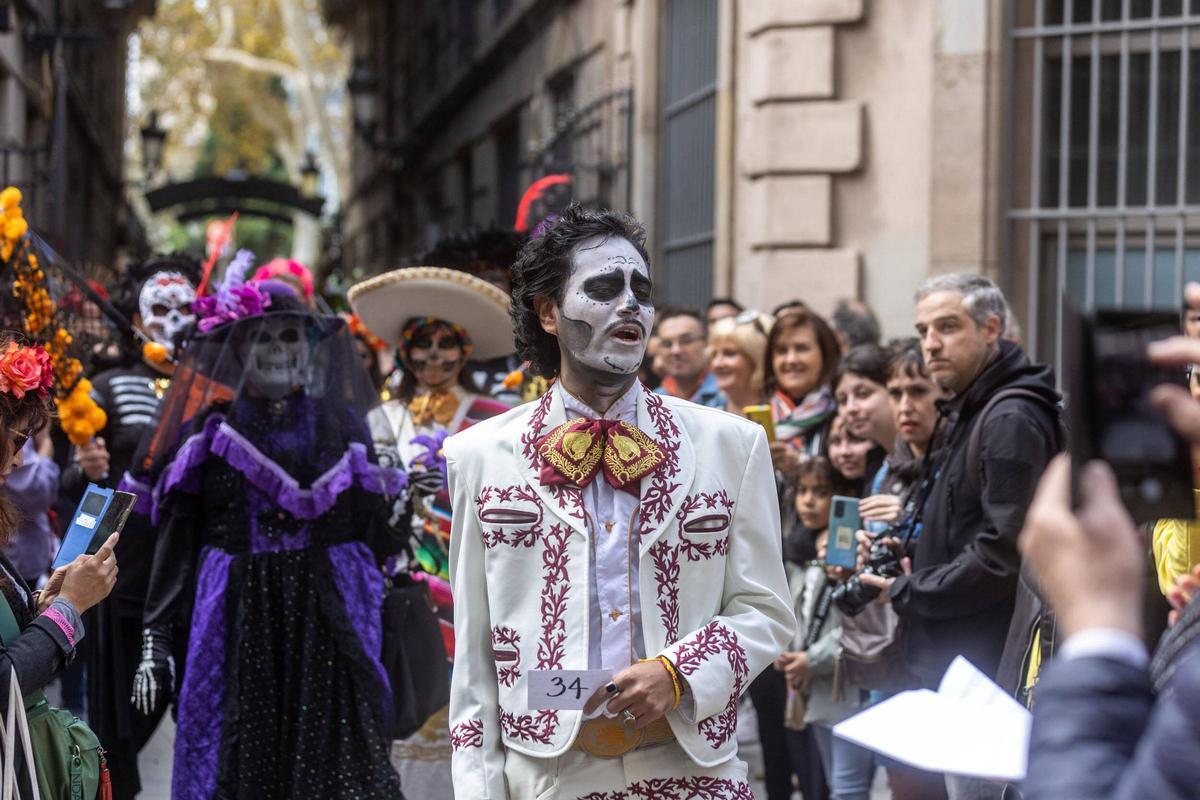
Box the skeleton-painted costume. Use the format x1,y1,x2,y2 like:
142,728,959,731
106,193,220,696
132,265,405,800
350,266,513,800
446,382,795,798
446,210,792,799
58,256,199,800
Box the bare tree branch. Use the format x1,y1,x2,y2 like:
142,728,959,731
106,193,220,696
203,46,298,81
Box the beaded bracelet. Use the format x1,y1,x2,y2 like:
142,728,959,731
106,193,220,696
641,655,683,710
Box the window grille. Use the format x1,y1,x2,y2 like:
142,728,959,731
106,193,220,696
657,0,718,308
1006,0,1200,364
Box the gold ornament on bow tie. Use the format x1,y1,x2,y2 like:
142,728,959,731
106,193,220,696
409,391,460,426
536,417,666,494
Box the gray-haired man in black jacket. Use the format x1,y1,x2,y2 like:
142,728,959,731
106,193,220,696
859,274,1061,800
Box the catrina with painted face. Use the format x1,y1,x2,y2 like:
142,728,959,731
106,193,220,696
348,265,514,800
128,252,406,799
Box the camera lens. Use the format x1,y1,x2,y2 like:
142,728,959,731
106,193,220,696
835,501,844,516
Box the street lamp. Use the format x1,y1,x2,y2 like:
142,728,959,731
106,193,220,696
300,150,320,196
347,57,380,134
140,111,167,178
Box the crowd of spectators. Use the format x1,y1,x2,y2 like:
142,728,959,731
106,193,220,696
644,273,1200,800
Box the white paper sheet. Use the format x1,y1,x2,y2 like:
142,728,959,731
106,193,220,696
832,656,1032,781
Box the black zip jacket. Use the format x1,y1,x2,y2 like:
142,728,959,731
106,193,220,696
888,340,1061,687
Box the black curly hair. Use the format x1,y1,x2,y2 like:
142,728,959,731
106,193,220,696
509,204,650,378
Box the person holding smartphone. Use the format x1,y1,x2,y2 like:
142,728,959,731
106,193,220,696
780,455,876,800
0,338,119,710
856,274,1061,800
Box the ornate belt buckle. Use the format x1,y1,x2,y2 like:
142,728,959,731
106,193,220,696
578,716,643,758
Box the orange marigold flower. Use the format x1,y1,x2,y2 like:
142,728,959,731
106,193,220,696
4,217,27,242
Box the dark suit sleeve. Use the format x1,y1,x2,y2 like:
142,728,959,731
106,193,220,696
890,406,1056,619
1024,650,1200,800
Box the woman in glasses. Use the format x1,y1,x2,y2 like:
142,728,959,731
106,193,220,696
0,337,118,770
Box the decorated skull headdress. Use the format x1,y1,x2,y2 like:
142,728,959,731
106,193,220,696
139,271,197,352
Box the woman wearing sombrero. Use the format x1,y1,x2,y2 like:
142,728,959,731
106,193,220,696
349,266,513,799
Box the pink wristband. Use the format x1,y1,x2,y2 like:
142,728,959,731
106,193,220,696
41,606,76,650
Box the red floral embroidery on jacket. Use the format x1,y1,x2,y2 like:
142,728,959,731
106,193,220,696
491,625,522,687
520,390,588,520
575,776,753,800
638,392,683,538
479,507,572,743
476,483,543,549
649,540,681,644
672,621,750,749
675,489,734,561
449,719,484,751
498,706,560,745
520,390,554,462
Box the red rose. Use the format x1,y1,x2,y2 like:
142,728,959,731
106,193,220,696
0,343,48,399
34,347,52,396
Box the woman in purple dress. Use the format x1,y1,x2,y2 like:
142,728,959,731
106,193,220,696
130,261,406,799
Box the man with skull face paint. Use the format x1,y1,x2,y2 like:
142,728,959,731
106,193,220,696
444,205,794,799
349,266,515,800
57,253,201,800
131,258,406,799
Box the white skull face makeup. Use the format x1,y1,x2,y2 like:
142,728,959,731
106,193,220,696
557,236,654,376
407,322,466,391
139,271,197,351
242,316,311,401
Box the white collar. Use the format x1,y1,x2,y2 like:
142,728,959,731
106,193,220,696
556,381,640,423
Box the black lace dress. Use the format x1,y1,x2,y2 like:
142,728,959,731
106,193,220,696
142,394,406,799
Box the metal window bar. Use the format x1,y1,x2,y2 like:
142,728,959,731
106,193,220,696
1006,0,1200,363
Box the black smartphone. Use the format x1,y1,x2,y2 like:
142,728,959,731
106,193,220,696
1064,302,1194,522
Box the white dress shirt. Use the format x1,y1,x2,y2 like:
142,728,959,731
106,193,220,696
557,382,645,674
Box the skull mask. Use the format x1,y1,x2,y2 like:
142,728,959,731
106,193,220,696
138,271,197,353
241,315,311,401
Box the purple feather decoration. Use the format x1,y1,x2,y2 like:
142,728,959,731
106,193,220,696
194,250,272,331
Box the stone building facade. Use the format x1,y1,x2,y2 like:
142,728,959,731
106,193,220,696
0,0,150,266
328,0,1197,350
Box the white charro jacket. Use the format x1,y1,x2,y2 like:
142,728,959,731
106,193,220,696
444,385,795,798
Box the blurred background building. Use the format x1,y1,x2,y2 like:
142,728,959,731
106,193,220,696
0,0,151,267
326,0,1200,359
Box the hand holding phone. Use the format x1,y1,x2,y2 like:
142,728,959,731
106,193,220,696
743,405,776,443
826,496,861,569
1064,304,1194,522
57,532,120,615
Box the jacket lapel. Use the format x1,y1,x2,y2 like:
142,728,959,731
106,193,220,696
636,387,694,555
513,388,591,540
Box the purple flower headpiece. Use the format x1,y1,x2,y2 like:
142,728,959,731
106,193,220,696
194,250,272,332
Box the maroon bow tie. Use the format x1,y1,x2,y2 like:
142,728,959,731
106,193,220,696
536,417,666,494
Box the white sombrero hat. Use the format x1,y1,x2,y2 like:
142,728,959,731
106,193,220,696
347,266,515,360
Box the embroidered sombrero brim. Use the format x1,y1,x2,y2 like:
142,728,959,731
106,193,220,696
347,266,515,360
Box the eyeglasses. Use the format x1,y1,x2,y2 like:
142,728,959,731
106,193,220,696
734,310,768,336
8,428,31,453
659,334,703,351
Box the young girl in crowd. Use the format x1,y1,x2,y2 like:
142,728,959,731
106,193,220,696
780,455,875,800
827,414,882,496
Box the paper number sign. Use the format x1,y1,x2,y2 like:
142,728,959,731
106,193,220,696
527,670,612,711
